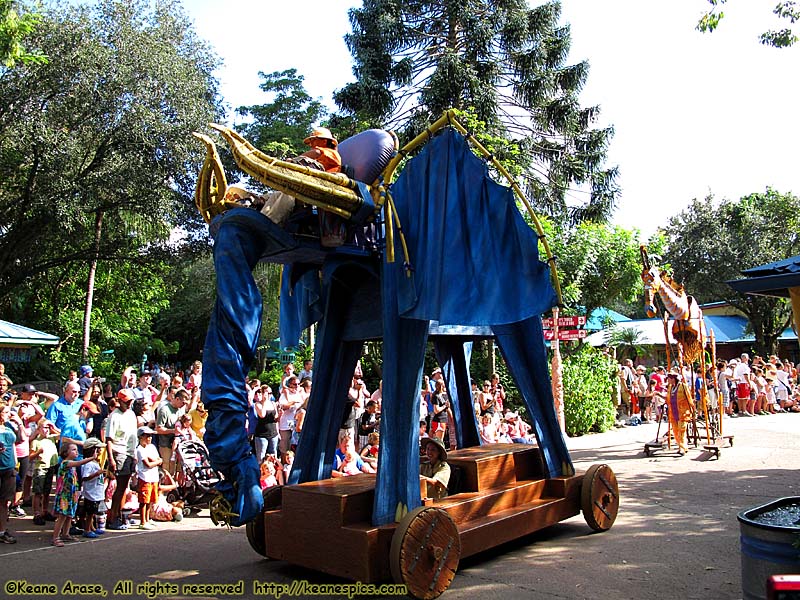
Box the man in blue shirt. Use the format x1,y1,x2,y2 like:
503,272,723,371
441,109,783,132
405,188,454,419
45,381,82,433
59,401,99,458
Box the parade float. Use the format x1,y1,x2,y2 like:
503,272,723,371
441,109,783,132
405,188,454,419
194,110,619,598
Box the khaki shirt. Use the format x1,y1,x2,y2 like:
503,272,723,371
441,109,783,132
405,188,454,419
420,460,451,500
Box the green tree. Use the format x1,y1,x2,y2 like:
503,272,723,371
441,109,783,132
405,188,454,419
0,0,222,365
561,345,616,436
154,257,283,366
542,218,665,321
663,189,800,356
0,0,46,67
236,69,328,159
698,0,800,47
335,0,619,224
6,259,175,381
608,326,655,362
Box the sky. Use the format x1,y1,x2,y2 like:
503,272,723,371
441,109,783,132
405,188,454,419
184,1,800,239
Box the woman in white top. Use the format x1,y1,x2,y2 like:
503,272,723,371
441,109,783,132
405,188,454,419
278,376,303,457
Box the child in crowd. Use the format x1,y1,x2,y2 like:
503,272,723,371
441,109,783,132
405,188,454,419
259,457,279,489
357,400,379,452
479,413,497,444
280,450,293,483
171,414,198,464
331,433,373,477
152,471,185,523
338,449,364,477
0,362,11,386
79,439,105,538
29,420,59,525
359,432,379,469
135,426,162,530
51,443,94,547
104,477,139,528
418,420,429,456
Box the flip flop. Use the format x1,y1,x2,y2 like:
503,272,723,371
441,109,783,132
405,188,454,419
51,539,64,547
60,535,78,542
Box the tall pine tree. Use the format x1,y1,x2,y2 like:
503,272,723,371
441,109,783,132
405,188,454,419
334,0,618,224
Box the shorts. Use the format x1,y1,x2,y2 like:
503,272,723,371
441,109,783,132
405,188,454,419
83,499,101,516
114,454,135,478
137,480,159,504
736,382,750,400
32,466,56,496
430,421,447,434
0,468,16,502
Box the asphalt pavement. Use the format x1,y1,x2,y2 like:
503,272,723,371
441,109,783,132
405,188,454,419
1,412,798,600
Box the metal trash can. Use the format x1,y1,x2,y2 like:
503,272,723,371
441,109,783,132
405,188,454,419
738,497,800,600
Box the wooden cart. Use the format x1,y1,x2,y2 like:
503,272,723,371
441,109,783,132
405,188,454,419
246,444,619,599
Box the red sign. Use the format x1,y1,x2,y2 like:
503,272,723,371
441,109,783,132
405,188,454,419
543,329,587,341
542,316,586,329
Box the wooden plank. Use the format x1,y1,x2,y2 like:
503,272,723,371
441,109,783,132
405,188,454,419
456,496,581,558
447,444,544,492
281,473,376,526
267,509,382,582
434,479,550,522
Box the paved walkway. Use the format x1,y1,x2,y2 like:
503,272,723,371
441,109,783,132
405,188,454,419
1,412,797,599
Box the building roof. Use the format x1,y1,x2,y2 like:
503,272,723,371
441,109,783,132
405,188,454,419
727,254,800,298
0,320,59,347
585,307,631,331
585,314,796,347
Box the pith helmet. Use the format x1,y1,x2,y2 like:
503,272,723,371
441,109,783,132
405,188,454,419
304,127,337,147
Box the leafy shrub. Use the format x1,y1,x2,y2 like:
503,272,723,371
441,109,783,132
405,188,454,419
561,346,617,436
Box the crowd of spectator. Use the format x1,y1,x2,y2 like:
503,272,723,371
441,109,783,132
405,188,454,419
0,355,541,546
617,353,800,423
0,361,204,546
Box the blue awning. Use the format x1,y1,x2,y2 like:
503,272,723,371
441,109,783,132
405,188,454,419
727,254,800,298
0,320,59,346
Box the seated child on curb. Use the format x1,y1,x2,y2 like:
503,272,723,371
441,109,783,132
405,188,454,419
134,426,162,530
260,457,278,489
359,432,379,469
79,439,106,538
152,470,185,522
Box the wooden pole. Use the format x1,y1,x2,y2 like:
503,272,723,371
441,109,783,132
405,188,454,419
662,313,673,449
710,329,720,437
551,307,565,433
698,338,712,445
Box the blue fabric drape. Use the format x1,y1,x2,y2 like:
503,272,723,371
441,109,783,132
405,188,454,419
372,256,429,526
391,128,558,326
493,317,573,478
433,337,480,449
202,208,272,525
288,263,365,484
279,264,322,349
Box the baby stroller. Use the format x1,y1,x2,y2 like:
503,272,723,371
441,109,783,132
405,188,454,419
170,439,222,509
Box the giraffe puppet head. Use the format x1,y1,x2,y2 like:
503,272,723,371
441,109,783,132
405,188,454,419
641,267,661,318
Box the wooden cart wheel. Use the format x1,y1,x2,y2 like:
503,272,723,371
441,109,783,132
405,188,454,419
246,486,283,557
581,464,619,532
390,506,461,600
